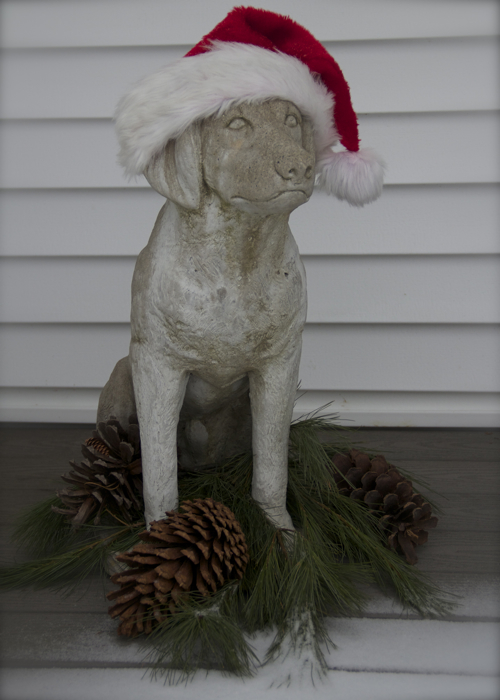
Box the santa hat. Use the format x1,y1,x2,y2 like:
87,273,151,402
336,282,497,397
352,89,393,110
115,6,385,206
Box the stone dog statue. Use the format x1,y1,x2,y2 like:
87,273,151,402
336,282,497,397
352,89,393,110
99,99,313,530
97,10,384,530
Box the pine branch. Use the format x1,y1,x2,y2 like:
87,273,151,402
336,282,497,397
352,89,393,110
12,496,76,555
144,590,258,681
0,525,142,593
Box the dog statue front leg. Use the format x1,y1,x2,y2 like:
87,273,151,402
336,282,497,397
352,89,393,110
130,342,189,527
249,345,301,530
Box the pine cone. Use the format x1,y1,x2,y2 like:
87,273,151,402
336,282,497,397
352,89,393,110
381,496,438,566
330,449,438,565
107,498,249,637
52,416,142,527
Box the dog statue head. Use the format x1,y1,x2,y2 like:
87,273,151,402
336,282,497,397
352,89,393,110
143,99,315,217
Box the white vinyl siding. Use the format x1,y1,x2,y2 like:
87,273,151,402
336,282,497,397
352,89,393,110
1,0,499,426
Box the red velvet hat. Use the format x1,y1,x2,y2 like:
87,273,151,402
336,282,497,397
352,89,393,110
115,6,385,206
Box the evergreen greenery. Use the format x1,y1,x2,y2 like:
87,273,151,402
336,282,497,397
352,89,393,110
144,588,259,681
0,414,455,679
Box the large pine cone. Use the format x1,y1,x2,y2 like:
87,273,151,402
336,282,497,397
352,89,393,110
52,416,142,527
107,498,249,637
331,449,438,565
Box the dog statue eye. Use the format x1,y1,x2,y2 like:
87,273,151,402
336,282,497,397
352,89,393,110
227,117,248,130
285,114,299,127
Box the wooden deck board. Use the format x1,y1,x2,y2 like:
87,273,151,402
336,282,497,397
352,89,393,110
1,612,498,675
1,571,498,620
1,493,497,533
332,427,500,461
1,667,498,700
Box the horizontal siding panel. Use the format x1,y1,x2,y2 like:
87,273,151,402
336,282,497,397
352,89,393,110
0,189,161,257
1,323,498,393
0,387,102,424
2,388,498,427
1,0,498,48
301,324,500,393
295,390,500,428
0,324,132,389
291,185,500,256
1,185,498,257
2,256,499,325
0,257,132,324
306,255,500,324
1,113,499,190
0,120,120,190
2,37,498,119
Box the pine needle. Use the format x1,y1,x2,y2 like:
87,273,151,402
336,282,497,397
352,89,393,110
265,607,331,685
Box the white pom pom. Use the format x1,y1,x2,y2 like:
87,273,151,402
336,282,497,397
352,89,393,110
316,147,386,206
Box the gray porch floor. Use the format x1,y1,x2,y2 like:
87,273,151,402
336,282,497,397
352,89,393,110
1,424,499,700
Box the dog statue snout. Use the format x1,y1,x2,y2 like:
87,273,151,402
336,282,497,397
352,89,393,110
274,154,314,184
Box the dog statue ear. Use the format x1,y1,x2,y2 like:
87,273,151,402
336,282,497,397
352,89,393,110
143,123,202,209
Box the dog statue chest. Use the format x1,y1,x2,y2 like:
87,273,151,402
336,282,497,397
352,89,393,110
132,208,307,369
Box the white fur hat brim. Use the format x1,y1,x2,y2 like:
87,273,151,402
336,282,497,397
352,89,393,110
114,42,385,206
